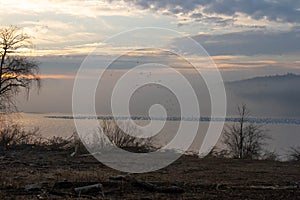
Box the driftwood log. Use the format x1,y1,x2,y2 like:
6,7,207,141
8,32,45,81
109,175,184,194
74,183,104,197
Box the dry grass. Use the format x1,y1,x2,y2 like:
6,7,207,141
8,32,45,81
0,148,299,199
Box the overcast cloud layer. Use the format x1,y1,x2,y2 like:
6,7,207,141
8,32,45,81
173,27,300,56
0,0,298,115
115,0,300,24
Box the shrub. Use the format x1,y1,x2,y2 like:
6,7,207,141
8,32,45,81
288,146,300,161
260,150,279,161
206,146,230,158
87,120,156,153
69,120,156,156
0,122,38,150
0,114,73,151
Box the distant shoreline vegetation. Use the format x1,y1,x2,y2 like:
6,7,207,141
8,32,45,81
228,72,300,84
45,115,300,125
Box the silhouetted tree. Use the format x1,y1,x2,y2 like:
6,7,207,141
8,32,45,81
0,26,40,112
222,104,269,159
288,146,300,161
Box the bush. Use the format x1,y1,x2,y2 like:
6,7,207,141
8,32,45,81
288,146,300,161
0,122,38,150
206,146,230,158
0,114,74,151
100,120,156,152
69,120,156,156
39,136,74,151
260,150,279,161
82,120,155,153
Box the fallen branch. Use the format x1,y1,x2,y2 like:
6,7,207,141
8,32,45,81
74,183,104,197
109,175,184,194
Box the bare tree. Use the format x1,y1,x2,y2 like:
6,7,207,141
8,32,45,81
287,146,300,161
0,26,40,112
222,104,269,159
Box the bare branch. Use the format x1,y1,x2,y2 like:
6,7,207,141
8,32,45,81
0,26,40,112
222,105,270,159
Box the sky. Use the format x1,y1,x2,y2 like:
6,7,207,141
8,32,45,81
1,0,300,114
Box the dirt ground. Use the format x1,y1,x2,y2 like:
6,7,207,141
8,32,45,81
0,148,299,200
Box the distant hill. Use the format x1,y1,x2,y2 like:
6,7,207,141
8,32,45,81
226,73,300,118
229,73,300,84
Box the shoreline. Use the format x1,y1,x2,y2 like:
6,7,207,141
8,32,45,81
0,147,299,199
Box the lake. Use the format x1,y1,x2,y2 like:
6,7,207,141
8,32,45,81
16,112,300,160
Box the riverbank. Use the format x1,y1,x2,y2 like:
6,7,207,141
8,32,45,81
0,147,299,199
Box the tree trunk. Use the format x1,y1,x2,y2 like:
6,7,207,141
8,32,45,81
0,47,7,91
239,105,246,159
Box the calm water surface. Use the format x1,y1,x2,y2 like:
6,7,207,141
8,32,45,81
17,113,300,159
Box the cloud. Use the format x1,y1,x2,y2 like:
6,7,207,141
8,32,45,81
173,27,300,56
116,0,300,26
13,20,106,55
6,0,298,28
0,0,138,18
39,74,75,79
204,0,300,23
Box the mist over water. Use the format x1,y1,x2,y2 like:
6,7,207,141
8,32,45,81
16,66,300,160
